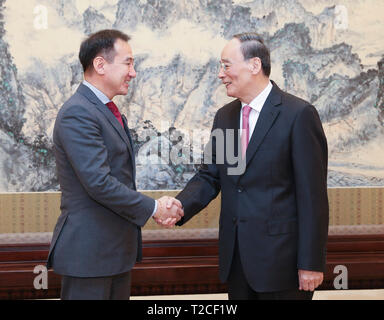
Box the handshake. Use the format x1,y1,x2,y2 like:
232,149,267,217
153,196,184,228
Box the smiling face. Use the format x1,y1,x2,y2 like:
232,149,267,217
102,39,136,99
218,38,254,102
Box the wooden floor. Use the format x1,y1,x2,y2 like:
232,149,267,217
131,289,384,300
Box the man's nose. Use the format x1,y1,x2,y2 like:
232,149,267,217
129,65,137,78
218,67,225,79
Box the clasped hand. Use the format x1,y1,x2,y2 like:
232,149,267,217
153,196,184,228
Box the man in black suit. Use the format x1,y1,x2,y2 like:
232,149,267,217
174,33,329,300
47,29,183,300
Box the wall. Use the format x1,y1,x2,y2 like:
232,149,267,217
1,189,383,244
0,0,383,192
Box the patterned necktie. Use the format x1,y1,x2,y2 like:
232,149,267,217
241,105,252,158
106,101,124,128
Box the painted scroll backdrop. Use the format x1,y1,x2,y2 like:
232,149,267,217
0,0,383,191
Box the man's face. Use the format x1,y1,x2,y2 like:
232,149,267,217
103,39,136,98
218,38,253,100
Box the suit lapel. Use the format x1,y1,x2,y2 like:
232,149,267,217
122,114,136,181
236,83,282,181
77,84,135,161
245,106,280,167
221,100,242,183
226,100,241,158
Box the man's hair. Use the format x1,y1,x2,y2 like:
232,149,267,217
79,29,131,72
233,32,271,77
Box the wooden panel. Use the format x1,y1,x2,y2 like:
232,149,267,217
0,235,384,299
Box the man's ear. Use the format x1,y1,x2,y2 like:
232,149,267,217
251,57,262,75
93,56,106,75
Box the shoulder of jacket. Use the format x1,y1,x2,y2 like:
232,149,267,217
216,99,240,115
281,90,311,110
59,92,94,115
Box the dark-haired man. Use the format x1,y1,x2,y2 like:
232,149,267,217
47,29,183,300
175,33,329,300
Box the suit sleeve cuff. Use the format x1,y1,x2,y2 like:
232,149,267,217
151,200,158,217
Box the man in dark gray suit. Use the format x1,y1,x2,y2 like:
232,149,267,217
47,29,183,300
174,33,329,300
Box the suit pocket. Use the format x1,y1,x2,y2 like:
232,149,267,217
268,219,297,235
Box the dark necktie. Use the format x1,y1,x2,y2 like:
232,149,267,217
106,101,124,128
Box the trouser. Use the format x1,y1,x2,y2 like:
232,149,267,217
60,271,131,300
227,236,314,300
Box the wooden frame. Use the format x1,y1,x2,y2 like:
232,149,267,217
1,234,384,300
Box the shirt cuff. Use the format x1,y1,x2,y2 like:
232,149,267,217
151,200,158,217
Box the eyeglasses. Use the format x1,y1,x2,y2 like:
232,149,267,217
219,57,256,73
219,61,230,72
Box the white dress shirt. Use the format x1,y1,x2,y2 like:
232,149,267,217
240,81,273,142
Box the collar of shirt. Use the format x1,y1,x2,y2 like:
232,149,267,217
82,80,111,105
239,81,273,142
241,80,273,112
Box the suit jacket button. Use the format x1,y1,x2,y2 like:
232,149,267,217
237,188,243,193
